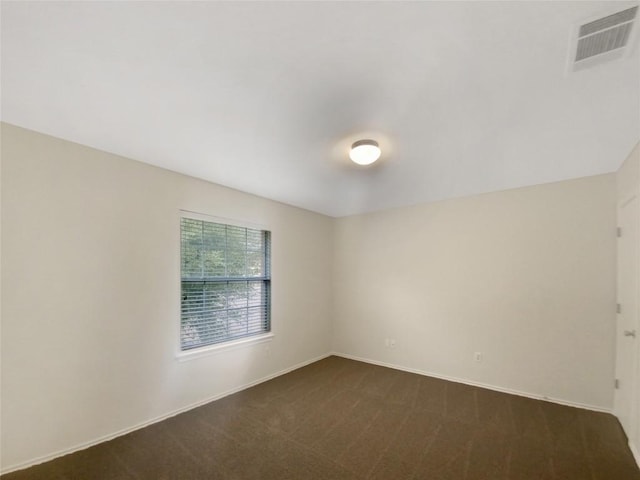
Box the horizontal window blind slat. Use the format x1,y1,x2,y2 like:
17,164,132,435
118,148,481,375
181,277,269,282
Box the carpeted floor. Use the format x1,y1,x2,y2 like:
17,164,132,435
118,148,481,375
3,356,640,479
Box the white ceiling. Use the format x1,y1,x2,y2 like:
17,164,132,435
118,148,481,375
2,1,639,217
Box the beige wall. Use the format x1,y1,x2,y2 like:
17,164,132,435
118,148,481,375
0,123,334,471
616,142,640,462
333,174,617,409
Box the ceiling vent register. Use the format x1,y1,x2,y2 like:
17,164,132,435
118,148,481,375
571,6,638,71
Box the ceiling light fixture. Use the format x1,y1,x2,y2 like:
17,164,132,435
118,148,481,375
349,139,381,165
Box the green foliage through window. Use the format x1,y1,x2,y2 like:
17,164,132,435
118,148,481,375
180,217,271,350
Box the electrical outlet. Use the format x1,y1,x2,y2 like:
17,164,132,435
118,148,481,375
389,339,397,348
474,352,482,362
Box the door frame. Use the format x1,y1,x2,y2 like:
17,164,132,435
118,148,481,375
614,189,640,460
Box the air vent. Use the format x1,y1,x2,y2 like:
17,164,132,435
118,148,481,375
570,6,638,72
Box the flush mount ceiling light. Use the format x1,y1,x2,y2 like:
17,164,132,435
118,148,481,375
349,139,381,165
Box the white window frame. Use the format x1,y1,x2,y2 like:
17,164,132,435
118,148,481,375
176,210,273,361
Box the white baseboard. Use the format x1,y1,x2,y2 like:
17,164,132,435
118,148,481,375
331,351,612,414
1,352,332,475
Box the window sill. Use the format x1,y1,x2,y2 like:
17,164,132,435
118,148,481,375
175,333,274,362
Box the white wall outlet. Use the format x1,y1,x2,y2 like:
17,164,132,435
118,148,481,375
389,339,397,348
474,352,482,362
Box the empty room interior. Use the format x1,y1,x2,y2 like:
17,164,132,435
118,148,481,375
1,1,640,479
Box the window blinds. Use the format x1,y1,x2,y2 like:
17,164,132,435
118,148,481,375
180,217,271,350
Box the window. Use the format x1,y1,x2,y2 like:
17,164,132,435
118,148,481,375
180,216,271,351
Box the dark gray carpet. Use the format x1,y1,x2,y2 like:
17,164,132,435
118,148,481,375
3,356,639,479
